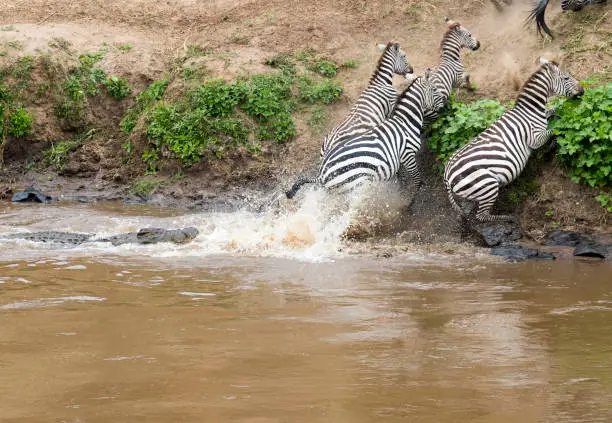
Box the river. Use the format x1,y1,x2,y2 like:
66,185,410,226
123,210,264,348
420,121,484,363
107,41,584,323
1,200,611,422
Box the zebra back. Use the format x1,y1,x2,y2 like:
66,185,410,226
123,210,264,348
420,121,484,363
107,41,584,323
320,42,413,157
443,58,583,223
317,76,442,193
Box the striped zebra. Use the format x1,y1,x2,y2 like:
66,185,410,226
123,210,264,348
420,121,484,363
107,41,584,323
426,17,481,122
443,57,584,224
527,0,607,38
286,73,445,199
320,42,414,157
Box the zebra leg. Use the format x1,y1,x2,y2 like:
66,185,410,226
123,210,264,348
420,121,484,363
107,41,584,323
530,129,553,149
460,72,475,91
473,180,517,223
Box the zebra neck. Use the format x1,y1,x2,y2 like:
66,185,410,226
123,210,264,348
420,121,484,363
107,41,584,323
440,37,462,63
369,55,395,86
515,71,551,115
390,87,425,130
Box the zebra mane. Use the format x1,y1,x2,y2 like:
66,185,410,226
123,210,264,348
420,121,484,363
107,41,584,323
439,22,461,51
390,77,420,114
517,61,559,95
369,41,395,84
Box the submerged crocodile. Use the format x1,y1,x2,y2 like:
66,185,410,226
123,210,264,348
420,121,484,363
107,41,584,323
0,227,199,247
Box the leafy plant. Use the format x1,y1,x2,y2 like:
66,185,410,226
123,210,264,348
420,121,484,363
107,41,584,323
145,103,249,166
308,59,338,77
427,95,506,164
42,140,79,170
188,79,245,117
78,51,105,71
264,53,296,74
240,73,293,119
307,105,327,134
131,178,161,198
298,77,343,104
550,82,611,190
340,60,359,69
84,68,107,96
120,79,168,133
295,49,316,65
104,75,131,100
185,45,211,57
8,106,33,137
595,193,612,212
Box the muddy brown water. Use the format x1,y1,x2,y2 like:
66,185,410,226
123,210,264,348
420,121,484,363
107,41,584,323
1,200,611,422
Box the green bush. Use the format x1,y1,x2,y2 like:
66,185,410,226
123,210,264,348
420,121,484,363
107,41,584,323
64,74,85,101
308,60,338,77
131,178,161,198
8,106,33,136
550,81,612,211
427,96,506,163
137,67,343,169
258,113,296,143
145,104,249,166
264,53,296,74
104,75,131,100
298,77,343,104
42,140,79,170
120,79,168,133
240,73,293,119
550,82,611,189
188,79,245,117
84,68,107,96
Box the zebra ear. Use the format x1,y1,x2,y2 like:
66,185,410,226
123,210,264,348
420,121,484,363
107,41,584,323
376,43,387,51
445,17,455,25
424,68,433,80
537,56,550,65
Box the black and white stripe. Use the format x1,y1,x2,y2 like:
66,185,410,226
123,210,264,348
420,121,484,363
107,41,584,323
320,42,414,157
427,18,480,124
527,0,607,38
286,74,445,199
443,58,584,223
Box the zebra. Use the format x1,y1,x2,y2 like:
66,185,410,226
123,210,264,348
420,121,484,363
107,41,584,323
443,57,584,224
426,17,481,123
286,73,445,199
320,42,414,157
527,0,607,38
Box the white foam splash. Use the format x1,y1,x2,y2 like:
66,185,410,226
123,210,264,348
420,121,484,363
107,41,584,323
0,296,106,310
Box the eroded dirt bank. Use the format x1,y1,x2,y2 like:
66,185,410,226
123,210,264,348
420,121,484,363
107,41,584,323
0,0,609,244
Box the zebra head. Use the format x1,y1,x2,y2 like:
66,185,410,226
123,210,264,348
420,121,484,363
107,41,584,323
376,42,414,77
444,18,481,51
538,57,584,99
422,69,447,117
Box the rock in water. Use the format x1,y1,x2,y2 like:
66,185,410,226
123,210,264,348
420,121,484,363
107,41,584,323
11,189,53,203
490,245,555,262
473,222,522,247
573,241,610,259
542,230,589,246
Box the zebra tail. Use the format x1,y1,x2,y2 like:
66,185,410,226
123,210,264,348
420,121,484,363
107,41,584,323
285,176,318,199
526,0,554,38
